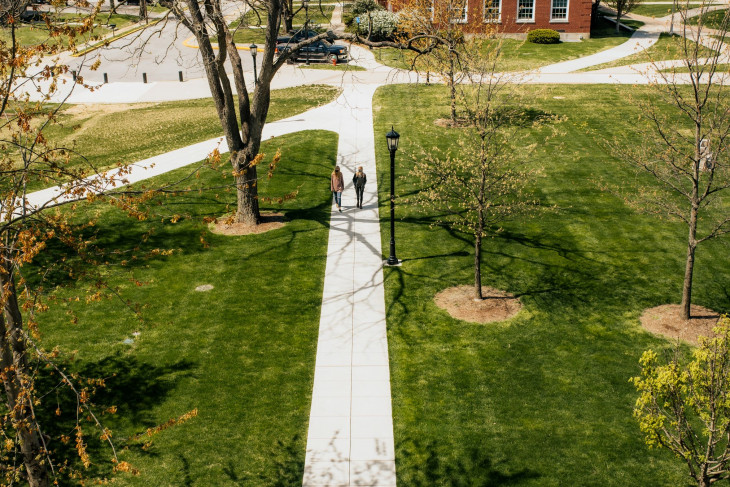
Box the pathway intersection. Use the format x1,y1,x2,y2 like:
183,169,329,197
20,5,730,485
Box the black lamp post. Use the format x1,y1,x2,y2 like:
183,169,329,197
385,126,400,266
303,0,310,65
250,43,258,86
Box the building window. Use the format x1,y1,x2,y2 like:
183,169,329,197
551,0,568,20
517,0,534,21
449,0,468,23
484,0,501,22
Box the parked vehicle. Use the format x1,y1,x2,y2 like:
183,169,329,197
277,38,348,64
276,29,335,46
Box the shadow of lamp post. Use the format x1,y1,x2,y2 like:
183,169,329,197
250,43,258,86
385,126,401,266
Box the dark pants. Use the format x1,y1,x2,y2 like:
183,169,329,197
355,186,364,207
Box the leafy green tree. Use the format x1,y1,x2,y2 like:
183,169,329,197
609,6,730,320
408,41,557,299
632,316,730,487
605,0,643,32
1,3,197,484
397,0,469,123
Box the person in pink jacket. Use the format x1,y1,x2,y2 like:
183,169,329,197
331,166,345,212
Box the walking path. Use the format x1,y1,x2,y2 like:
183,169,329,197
537,29,660,73
302,84,396,487
17,5,730,486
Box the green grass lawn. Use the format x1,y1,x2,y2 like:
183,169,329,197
629,4,675,17
617,18,645,29
686,7,729,27
241,5,334,27
230,25,267,45
662,62,730,72
629,3,718,17
372,17,636,72
373,83,730,485
583,32,717,71
26,85,340,191
34,129,338,485
0,13,137,47
148,4,169,14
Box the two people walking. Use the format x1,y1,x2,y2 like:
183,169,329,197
331,166,367,212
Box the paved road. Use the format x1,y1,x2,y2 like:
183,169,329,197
65,1,251,83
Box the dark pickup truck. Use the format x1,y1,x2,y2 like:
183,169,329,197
277,38,348,64
276,29,336,45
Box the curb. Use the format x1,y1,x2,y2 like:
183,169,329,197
182,36,264,52
72,16,166,57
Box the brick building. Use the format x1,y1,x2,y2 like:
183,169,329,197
379,0,592,40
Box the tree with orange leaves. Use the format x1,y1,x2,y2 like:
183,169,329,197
0,1,201,484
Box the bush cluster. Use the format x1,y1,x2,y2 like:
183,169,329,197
527,29,561,44
351,0,382,15
356,10,400,41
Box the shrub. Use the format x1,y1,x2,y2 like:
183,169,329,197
527,29,561,44
356,10,399,41
352,0,383,15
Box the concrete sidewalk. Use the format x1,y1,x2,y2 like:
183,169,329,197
538,29,660,74
300,84,396,487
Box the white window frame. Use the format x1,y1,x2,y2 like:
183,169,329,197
550,0,569,22
517,0,535,22
484,0,501,22
449,0,468,23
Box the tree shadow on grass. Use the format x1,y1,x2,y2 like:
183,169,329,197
220,434,305,487
382,214,605,322
34,352,195,480
397,438,539,486
25,215,213,290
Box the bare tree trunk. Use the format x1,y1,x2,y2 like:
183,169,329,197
0,265,50,487
616,4,623,32
449,51,457,123
474,209,484,300
139,0,147,22
233,152,261,225
284,14,293,32
681,207,698,320
282,0,293,32
474,233,483,300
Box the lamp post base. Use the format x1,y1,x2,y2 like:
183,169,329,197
383,258,402,267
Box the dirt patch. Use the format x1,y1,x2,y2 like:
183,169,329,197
434,285,522,324
640,304,721,346
63,103,157,119
61,103,160,139
434,118,472,128
208,212,286,236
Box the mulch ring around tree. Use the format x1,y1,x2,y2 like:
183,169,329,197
208,212,285,236
434,286,522,324
640,304,721,346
